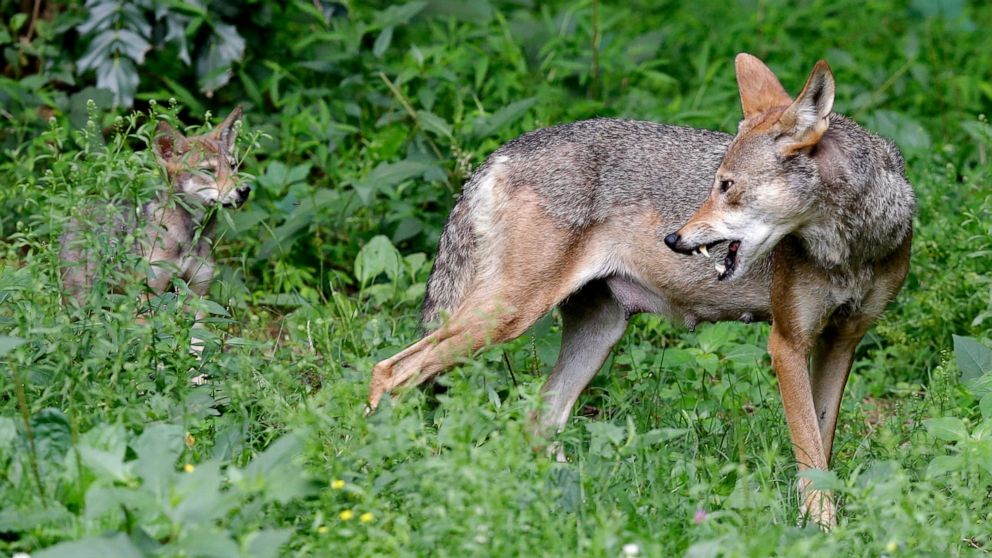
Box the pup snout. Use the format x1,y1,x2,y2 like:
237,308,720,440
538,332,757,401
664,232,695,255
236,185,251,204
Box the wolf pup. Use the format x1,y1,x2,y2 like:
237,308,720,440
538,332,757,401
369,55,914,528
60,106,249,354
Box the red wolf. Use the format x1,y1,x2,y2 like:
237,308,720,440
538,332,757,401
369,55,915,528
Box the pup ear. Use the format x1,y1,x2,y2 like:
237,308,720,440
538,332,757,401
776,60,835,153
212,105,243,152
735,53,793,119
153,121,185,162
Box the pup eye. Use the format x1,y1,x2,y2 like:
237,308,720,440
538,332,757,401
719,179,734,193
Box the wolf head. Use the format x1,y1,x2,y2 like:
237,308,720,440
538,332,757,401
153,106,250,208
665,54,835,281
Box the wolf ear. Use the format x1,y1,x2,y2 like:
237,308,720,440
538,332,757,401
735,53,793,119
212,105,243,152
776,60,835,153
153,121,185,162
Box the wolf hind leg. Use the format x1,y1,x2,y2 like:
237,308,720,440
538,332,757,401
369,284,557,410
534,279,628,460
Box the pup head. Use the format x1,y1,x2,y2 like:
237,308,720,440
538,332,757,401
665,54,835,280
153,105,250,208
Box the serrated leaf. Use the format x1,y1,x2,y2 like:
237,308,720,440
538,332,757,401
953,335,992,381
923,417,969,442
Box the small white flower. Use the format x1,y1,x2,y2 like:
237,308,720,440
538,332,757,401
13,553,32,558
622,543,640,557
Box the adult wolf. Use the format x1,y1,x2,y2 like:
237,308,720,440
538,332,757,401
369,54,915,527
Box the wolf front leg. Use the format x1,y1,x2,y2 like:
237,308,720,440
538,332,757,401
768,325,835,529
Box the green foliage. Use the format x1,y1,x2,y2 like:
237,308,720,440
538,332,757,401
1,0,991,556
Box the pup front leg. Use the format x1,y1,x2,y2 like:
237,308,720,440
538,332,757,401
768,325,835,529
186,258,216,359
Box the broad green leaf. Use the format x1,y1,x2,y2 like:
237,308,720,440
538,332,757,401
355,235,404,284
926,455,964,478
0,417,15,451
586,421,624,457
416,110,452,138
196,23,245,95
170,460,237,523
923,417,969,442
373,1,427,28
242,432,303,480
96,56,139,107
10,12,28,32
798,469,844,491
132,423,184,495
0,335,25,356
953,335,992,381
471,97,536,139
31,408,72,463
167,526,239,558
374,26,394,57
77,445,128,482
981,392,992,420
697,322,735,354
34,533,143,558
115,29,151,63
245,528,294,558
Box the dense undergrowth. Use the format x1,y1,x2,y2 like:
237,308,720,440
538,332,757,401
1,1,992,556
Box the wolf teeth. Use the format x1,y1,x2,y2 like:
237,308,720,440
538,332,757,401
715,262,726,275
699,246,710,258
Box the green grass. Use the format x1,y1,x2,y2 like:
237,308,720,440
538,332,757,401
2,1,992,556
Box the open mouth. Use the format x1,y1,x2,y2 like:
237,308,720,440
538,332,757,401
693,239,741,281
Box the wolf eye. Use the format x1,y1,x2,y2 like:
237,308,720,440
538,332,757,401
719,179,734,193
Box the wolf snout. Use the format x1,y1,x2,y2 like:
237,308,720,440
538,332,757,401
664,232,695,255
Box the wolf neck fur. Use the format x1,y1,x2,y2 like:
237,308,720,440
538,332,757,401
795,115,915,274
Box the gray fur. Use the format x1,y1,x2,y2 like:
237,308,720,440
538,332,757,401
422,118,735,327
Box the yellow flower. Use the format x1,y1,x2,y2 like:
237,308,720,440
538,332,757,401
317,526,328,534
360,512,374,523
885,541,897,553
339,509,354,521
331,479,345,490
183,463,195,473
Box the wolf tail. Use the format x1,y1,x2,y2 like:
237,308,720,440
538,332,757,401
420,162,499,331
420,193,477,330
